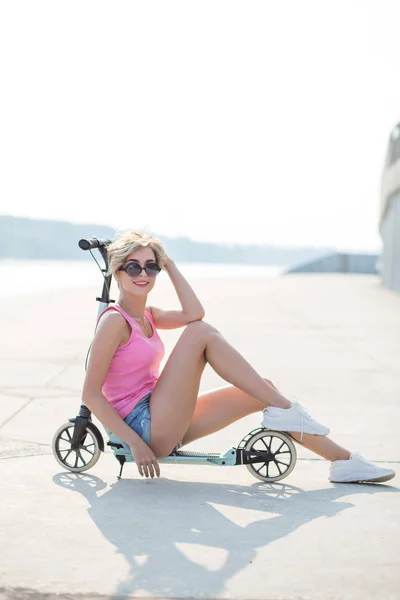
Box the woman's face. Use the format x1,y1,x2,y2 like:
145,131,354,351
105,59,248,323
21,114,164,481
116,247,159,296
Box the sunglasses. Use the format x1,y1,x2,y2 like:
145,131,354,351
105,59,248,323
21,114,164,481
118,261,161,278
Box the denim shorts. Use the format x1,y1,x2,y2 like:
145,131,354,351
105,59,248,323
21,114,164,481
106,393,152,450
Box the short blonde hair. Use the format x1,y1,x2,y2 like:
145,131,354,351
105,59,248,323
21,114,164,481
106,230,168,277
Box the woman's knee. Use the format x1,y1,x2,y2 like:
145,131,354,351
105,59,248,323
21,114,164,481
183,320,218,340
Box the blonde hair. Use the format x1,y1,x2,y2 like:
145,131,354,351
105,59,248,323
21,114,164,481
106,230,168,277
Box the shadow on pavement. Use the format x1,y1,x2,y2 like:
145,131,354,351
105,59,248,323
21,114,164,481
52,471,399,599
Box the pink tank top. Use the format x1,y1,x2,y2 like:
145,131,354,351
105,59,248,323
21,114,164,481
95,304,165,419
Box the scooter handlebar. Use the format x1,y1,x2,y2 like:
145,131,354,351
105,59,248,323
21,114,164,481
78,237,112,251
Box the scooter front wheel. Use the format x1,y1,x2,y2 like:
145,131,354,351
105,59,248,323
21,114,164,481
52,422,101,473
245,430,297,482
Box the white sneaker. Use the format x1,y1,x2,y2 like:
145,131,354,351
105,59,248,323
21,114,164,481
329,453,395,483
261,399,330,439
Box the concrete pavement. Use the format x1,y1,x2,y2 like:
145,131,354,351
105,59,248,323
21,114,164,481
0,273,399,599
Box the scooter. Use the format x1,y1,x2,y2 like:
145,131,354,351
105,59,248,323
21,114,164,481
52,237,298,482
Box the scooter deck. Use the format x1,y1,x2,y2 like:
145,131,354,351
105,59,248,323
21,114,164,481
157,449,236,465
170,450,220,457
107,436,237,466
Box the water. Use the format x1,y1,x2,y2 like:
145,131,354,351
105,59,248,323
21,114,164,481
0,259,287,298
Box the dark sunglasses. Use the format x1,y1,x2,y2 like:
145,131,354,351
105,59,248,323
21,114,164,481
118,261,161,278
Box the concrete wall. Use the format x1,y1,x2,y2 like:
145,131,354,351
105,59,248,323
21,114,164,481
379,123,400,293
380,190,400,293
285,253,379,274
380,157,400,224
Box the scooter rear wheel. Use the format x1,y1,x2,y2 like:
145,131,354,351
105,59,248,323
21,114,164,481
245,430,297,482
52,422,101,473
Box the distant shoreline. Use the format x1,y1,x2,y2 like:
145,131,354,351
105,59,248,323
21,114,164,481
0,214,338,266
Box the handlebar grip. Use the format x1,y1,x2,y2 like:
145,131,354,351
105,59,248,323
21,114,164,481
78,237,112,251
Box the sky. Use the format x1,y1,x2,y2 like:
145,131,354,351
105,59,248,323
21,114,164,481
0,1,399,252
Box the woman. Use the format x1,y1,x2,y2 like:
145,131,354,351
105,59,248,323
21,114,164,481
82,231,395,483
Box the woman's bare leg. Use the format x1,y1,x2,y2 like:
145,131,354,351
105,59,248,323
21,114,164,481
181,383,262,445
150,320,350,461
149,321,291,457
183,378,351,462
289,432,351,461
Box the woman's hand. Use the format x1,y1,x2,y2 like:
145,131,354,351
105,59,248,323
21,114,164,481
162,256,175,272
129,439,161,478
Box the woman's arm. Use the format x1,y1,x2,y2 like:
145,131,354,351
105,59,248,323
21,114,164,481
83,390,143,448
82,312,143,447
82,312,160,478
163,258,205,319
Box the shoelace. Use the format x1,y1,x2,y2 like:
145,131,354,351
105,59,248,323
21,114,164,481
293,399,312,419
351,452,376,466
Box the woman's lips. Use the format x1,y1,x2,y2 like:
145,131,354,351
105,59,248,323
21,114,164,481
134,282,149,287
